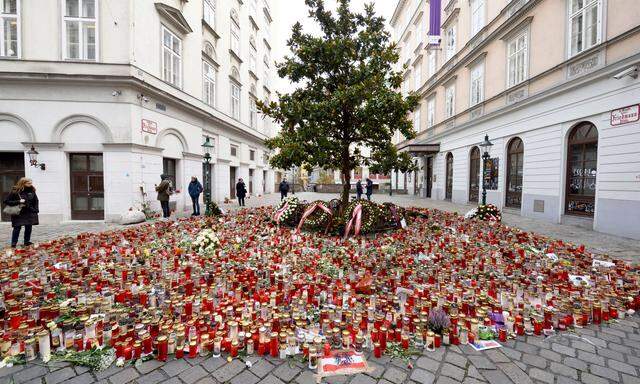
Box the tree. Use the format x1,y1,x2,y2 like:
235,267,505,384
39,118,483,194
257,0,420,208
369,147,418,195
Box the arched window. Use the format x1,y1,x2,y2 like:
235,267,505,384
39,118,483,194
445,152,454,200
231,66,240,81
506,137,524,208
203,41,216,60
230,9,240,54
469,146,480,203
566,122,598,216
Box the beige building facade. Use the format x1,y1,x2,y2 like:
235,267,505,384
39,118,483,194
391,0,640,239
0,0,278,224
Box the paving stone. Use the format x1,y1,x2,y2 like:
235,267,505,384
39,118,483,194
578,350,606,366
249,359,276,378
44,368,76,384
434,377,460,384
500,347,522,361
135,370,167,384
468,355,496,370
550,362,578,380
597,332,622,344
582,372,611,384
528,368,554,384
514,341,538,354
423,348,446,361
467,365,486,381
323,375,349,384
409,369,434,384
94,366,124,381
212,360,246,383
459,344,481,355
556,376,581,384
497,363,534,384
160,359,191,377
179,366,209,384
599,348,626,362
349,373,376,384
447,345,463,354
135,360,164,375
60,373,94,384
381,367,407,384
195,378,218,384
582,336,608,349
230,370,260,384
513,360,528,372
415,357,440,372
156,378,181,384
626,355,640,367
571,340,597,353
257,374,285,384
24,378,45,384
108,368,139,384
521,353,547,369
601,328,627,338
484,349,510,363
462,379,485,384
621,373,640,384
201,356,227,373
272,364,301,383
622,339,640,349
551,343,576,357
376,380,393,384
608,359,637,375
539,348,562,363
0,364,24,379
439,363,465,382
73,366,90,376
590,364,621,382
294,371,316,384
366,362,385,379
564,356,588,371
13,365,49,383
445,352,467,368
479,368,514,384
608,343,633,355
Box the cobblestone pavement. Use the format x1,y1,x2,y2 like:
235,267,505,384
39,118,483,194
2,316,640,384
2,192,640,383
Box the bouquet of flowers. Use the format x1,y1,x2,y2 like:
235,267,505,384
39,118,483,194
298,200,333,232
342,199,385,237
273,196,300,226
206,201,223,217
465,204,501,222
193,228,221,253
427,308,451,335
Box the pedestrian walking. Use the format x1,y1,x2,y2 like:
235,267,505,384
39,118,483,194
155,174,172,218
365,178,373,201
279,178,290,200
2,177,39,248
188,176,204,216
236,178,247,206
355,179,363,200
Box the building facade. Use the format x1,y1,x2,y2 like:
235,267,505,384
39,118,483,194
0,0,278,224
390,0,640,239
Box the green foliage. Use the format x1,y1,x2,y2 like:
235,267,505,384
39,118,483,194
257,0,420,204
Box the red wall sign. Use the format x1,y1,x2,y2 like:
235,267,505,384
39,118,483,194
141,119,158,134
610,105,639,126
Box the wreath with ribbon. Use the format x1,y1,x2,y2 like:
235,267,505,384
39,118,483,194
297,200,333,232
467,204,502,222
342,199,384,238
273,196,300,226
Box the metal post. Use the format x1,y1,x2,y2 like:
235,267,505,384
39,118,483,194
203,156,211,216
481,151,489,206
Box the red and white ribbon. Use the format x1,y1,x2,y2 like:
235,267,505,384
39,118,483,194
296,202,333,233
273,202,290,224
343,204,363,239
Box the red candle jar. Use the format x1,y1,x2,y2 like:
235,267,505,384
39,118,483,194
374,342,382,358
231,340,239,358
379,327,387,350
499,328,507,342
593,304,602,325
533,320,542,336
371,329,379,343
189,341,198,358
143,336,152,355
176,345,184,359
434,334,442,348
401,335,409,350
157,336,168,362
323,342,331,357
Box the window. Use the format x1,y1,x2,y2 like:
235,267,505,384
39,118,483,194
402,76,409,96
230,10,240,54
250,0,257,14
263,13,270,41
0,0,19,57
427,51,436,78
507,31,528,87
162,27,182,87
63,0,98,60
230,145,238,157
445,85,455,118
569,0,601,57
413,107,421,132
445,25,456,61
445,153,454,200
427,97,435,128
203,61,216,106
470,0,485,36
566,122,598,216
470,62,484,106
250,46,257,73
469,147,480,203
163,158,177,188
249,97,257,128
250,150,256,161
204,0,215,28
506,137,524,208
231,82,241,119
414,61,422,90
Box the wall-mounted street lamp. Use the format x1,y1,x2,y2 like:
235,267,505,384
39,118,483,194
27,145,46,170
479,134,493,206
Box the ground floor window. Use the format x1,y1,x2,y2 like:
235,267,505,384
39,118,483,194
163,158,177,188
70,153,104,220
445,152,453,200
469,146,480,203
566,122,598,216
506,137,524,208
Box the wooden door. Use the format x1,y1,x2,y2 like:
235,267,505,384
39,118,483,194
0,153,25,222
566,123,598,216
70,154,104,220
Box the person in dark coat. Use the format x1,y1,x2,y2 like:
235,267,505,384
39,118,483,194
3,177,39,248
188,176,204,216
355,180,363,200
279,179,290,201
155,174,172,218
365,178,373,201
236,178,247,207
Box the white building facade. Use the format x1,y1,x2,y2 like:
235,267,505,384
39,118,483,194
391,0,640,239
0,0,278,223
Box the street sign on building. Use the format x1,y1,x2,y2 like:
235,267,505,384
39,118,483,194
610,105,639,126
141,119,158,134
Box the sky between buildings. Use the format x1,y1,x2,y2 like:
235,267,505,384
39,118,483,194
272,0,398,94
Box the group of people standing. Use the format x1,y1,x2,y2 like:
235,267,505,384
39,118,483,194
356,178,374,200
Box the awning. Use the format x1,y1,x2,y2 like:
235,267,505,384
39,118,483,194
398,143,440,155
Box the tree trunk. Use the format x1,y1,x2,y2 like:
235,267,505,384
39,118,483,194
340,169,351,213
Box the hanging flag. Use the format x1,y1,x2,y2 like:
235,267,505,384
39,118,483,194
428,0,442,46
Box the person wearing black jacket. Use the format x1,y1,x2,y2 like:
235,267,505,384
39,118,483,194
188,176,204,216
365,178,373,201
2,177,39,248
279,179,290,200
236,178,247,206
355,180,363,200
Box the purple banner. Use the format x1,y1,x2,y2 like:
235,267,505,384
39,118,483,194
428,0,441,45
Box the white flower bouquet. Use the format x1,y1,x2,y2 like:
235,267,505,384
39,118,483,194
193,228,221,253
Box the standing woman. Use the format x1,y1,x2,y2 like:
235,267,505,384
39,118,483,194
236,178,247,207
3,177,39,248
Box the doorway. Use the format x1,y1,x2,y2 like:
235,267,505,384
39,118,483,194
230,166,237,199
249,169,254,194
70,153,104,220
445,153,453,200
0,152,25,222
425,156,433,198
506,137,524,208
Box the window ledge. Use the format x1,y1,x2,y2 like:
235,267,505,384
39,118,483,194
202,19,220,39
229,49,243,63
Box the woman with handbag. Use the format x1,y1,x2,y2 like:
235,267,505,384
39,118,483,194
2,177,39,248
